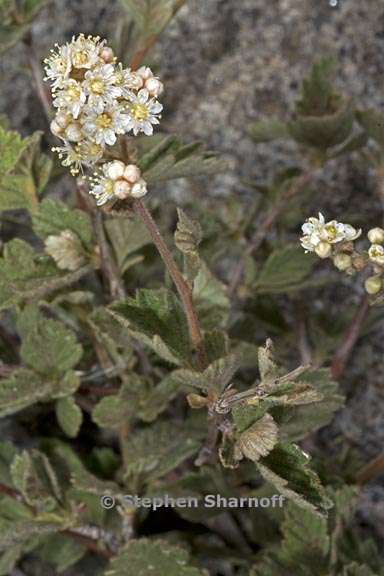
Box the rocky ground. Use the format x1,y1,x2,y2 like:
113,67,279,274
1,0,384,569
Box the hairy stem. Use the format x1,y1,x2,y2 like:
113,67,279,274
132,199,207,370
228,171,313,297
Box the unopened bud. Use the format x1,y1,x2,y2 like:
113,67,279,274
333,253,352,271
367,227,384,244
364,275,383,295
113,179,132,199
50,119,64,137
65,123,83,142
100,47,114,63
55,111,71,128
145,77,163,97
107,160,125,180
123,164,141,183
315,241,332,259
130,178,148,198
137,66,152,80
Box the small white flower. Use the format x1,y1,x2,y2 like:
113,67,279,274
81,104,130,146
70,34,104,71
368,243,384,266
125,89,163,136
53,140,104,174
53,79,86,119
44,43,72,89
89,166,115,206
83,64,122,113
300,213,361,254
115,64,144,97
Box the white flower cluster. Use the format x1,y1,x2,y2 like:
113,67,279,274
89,160,147,206
44,34,163,175
300,213,361,259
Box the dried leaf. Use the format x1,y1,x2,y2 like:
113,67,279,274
237,414,278,462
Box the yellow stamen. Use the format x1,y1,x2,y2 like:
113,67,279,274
95,113,112,129
130,103,149,121
89,78,105,94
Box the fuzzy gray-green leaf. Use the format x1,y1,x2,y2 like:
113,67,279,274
55,397,83,438
105,538,208,576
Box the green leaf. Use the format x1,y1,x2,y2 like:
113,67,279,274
105,538,208,576
0,441,19,486
0,368,80,418
0,368,46,417
257,339,281,387
0,131,52,212
175,208,203,255
288,103,354,151
33,199,94,250
124,420,202,483
248,117,289,143
254,246,316,293
0,125,29,179
47,441,120,499
252,502,330,576
0,546,24,575
356,108,384,148
110,288,192,366
0,0,48,55
55,396,83,438
0,239,64,310
0,518,68,551
175,208,202,282
92,374,144,429
193,262,230,329
36,533,86,573
341,564,378,576
17,305,83,378
278,369,344,442
119,0,187,39
10,450,61,511
138,135,227,183
296,57,337,117
172,352,241,393
93,373,180,428
105,216,151,273
256,443,332,514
